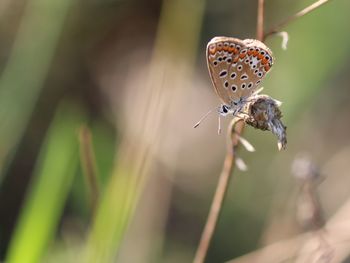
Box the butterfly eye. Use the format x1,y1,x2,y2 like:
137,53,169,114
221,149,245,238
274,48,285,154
230,72,236,79
241,83,246,89
248,82,253,88
213,61,218,66
258,72,263,77
260,51,265,55
224,81,229,88
231,85,237,92
237,65,243,71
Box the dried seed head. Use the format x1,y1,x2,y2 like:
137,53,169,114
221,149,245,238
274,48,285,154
291,154,325,230
291,153,321,182
244,94,287,150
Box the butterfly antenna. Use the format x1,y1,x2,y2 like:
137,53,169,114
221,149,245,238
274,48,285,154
218,115,221,134
193,107,217,128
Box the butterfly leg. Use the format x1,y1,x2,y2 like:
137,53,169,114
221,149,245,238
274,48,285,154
232,105,250,120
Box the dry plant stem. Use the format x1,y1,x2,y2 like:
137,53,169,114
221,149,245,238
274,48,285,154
194,1,264,262
195,0,332,261
227,196,350,263
257,0,265,42
264,0,331,40
79,126,100,216
193,120,245,263
302,181,325,229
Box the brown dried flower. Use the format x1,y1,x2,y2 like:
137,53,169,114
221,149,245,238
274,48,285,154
243,94,287,150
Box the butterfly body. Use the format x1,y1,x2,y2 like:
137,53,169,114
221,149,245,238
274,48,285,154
206,36,274,116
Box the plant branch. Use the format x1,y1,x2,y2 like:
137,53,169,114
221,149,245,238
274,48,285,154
193,1,265,262
227,195,350,263
193,120,245,263
79,125,100,216
194,1,332,262
264,0,331,40
257,0,265,41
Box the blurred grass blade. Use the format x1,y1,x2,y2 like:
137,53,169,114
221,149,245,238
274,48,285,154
85,161,138,263
0,0,73,179
79,125,100,215
84,0,205,261
6,102,85,263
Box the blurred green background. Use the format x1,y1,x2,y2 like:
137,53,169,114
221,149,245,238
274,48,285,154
1,0,350,262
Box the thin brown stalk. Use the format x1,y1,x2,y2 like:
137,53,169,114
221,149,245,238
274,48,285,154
79,125,100,216
257,0,265,41
194,0,333,262
264,0,331,40
193,120,245,263
227,196,350,263
193,1,265,262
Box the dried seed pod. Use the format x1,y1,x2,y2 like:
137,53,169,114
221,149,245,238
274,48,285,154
244,94,287,150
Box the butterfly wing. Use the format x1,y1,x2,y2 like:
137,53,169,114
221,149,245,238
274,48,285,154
206,37,274,105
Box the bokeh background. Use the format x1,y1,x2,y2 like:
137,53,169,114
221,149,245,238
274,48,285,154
1,0,350,262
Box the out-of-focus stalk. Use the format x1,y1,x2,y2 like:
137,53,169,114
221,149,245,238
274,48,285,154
0,0,73,180
84,0,206,262
6,102,85,263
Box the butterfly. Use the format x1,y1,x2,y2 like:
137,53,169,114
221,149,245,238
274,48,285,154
194,36,274,132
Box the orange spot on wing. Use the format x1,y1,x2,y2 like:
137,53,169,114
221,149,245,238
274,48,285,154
228,47,234,53
233,57,239,63
239,53,246,59
261,58,268,65
252,51,259,57
247,50,253,56
258,54,264,60
264,65,270,71
209,45,216,55
223,46,229,51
